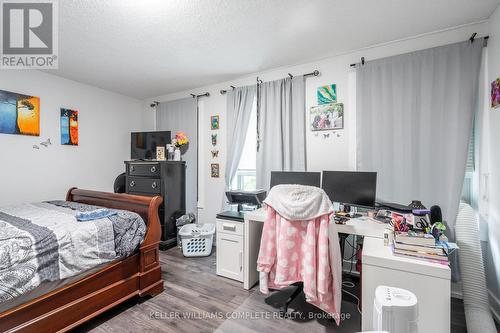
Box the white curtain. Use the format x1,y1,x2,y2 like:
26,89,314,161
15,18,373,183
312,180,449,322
356,39,483,232
256,76,306,190
156,97,198,216
223,85,256,205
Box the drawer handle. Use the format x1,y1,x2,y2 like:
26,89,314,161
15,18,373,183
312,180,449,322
152,182,158,189
130,166,135,172
223,224,236,232
151,166,156,173
130,181,135,187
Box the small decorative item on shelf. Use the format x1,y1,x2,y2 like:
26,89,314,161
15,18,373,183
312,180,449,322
166,144,174,160
156,146,166,161
171,131,189,161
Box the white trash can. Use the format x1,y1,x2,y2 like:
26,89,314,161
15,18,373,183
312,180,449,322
373,285,418,333
178,224,215,257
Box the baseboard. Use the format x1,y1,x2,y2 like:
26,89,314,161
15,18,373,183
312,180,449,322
489,289,500,324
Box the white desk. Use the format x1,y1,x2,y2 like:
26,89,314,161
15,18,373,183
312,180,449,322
243,208,390,289
362,237,450,333
243,208,451,333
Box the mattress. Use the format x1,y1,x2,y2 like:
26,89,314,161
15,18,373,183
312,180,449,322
0,201,146,311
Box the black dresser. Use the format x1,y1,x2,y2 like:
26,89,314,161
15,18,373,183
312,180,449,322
125,160,186,250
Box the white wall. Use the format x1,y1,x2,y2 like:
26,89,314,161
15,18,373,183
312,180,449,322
486,4,500,320
0,70,143,205
143,22,488,227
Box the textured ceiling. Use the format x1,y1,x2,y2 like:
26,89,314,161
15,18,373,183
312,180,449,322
51,0,499,99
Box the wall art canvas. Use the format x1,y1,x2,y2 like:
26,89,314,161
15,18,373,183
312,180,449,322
492,78,500,109
310,103,344,131
0,89,40,136
211,163,220,178
211,115,220,130
317,84,337,105
60,108,78,145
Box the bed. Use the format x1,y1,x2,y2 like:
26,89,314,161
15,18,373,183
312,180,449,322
0,188,164,332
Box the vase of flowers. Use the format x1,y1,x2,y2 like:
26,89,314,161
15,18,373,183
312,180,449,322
171,131,189,161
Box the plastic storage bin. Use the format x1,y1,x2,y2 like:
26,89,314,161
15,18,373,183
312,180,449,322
178,223,215,257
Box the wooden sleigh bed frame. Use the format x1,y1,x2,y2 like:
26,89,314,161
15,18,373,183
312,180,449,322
0,188,164,333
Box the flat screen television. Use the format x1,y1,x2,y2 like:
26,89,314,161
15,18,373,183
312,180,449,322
131,131,171,160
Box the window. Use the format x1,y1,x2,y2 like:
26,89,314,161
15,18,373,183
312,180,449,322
461,124,475,204
231,103,257,191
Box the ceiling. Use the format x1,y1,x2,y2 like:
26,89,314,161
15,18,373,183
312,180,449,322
52,0,499,99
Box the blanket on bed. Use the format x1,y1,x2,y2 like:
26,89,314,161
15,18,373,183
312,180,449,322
0,201,146,304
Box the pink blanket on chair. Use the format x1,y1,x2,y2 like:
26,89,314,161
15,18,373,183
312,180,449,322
257,185,342,325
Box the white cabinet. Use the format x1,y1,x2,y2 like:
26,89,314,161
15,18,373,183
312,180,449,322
216,219,244,282
361,237,451,333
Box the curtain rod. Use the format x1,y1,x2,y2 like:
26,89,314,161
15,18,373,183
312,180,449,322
220,70,320,95
349,33,489,68
219,86,235,95
190,92,210,98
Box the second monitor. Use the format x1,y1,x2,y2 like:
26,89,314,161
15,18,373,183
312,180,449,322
321,171,377,210
270,171,321,188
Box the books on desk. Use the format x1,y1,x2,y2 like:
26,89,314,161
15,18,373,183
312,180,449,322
393,231,448,263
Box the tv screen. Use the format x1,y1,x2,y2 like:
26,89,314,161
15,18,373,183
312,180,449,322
131,131,171,160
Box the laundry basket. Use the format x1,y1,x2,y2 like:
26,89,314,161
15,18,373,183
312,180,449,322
178,223,215,257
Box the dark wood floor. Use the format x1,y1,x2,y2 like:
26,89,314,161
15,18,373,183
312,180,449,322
73,247,479,333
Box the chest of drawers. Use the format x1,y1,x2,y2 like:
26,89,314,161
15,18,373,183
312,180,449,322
125,160,186,249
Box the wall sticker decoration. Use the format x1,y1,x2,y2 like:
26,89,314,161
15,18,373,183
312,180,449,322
317,84,337,105
211,115,220,130
211,133,217,146
60,108,78,145
211,149,219,159
310,103,344,131
0,89,40,136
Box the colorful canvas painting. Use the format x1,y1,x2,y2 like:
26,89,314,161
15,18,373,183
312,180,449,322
211,115,219,130
317,84,337,105
492,78,500,108
310,103,344,131
60,108,78,145
0,89,40,136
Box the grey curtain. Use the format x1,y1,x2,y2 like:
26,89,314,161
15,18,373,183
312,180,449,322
256,76,306,190
156,97,198,216
356,39,483,232
225,85,257,193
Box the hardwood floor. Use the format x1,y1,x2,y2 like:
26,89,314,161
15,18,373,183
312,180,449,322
74,247,478,333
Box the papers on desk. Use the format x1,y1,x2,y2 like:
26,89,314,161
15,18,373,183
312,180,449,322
356,216,388,225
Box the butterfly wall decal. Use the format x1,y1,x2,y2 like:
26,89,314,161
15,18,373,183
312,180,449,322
40,138,52,147
211,150,219,158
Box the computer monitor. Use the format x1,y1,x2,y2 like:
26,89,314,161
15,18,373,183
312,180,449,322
270,171,321,188
321,171,377,209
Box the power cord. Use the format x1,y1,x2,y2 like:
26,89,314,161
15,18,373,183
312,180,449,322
341,235,362,315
